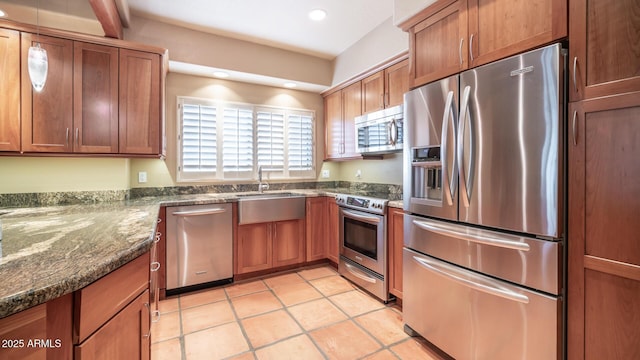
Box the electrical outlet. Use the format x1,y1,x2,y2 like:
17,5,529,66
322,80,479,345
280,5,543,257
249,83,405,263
138,171,147,183
321,169,330,178
356,169,362,179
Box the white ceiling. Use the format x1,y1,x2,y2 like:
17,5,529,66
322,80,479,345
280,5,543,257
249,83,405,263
127,0,394,60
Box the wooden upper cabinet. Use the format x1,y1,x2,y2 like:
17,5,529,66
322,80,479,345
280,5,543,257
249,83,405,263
21,33,74,153
567,92,640,360
385,59,410,108
324,90,343,160
0,29,20,152
119,49,161,155
363,71,385,114
74,42,119,153
569,0,640,101
409,0,468,87
467,0,567,68
341,81,362,158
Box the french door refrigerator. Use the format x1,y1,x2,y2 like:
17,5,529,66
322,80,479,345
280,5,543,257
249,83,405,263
402,43,566,360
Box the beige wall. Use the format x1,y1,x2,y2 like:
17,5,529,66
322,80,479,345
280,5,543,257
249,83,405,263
335,153,403,185
0,2,103,36
331,17,408,86
0,157,130,194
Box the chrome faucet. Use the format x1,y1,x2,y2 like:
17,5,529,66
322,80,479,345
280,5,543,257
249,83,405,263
258,166,269,193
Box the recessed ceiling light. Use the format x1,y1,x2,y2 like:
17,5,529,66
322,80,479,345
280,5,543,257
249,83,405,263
308,9,327,21
283,82,297,88
0,9,7,17
213,71,229,78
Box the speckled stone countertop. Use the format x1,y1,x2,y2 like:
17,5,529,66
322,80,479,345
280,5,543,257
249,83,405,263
0,188,401,319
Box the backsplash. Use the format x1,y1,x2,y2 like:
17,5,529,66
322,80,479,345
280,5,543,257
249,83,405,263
0,181,402,208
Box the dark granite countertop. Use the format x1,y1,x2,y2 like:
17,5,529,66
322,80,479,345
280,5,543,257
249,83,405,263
0,187,401,319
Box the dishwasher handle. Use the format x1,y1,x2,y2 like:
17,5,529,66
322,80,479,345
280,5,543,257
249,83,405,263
171,208,227,217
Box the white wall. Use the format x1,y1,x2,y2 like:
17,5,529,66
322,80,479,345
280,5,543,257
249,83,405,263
331,17,408,86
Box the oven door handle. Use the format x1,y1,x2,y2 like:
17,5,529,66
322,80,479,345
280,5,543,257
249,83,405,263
342,209,382,224
344,262,377,283
412,255,530,304
412,219,530,252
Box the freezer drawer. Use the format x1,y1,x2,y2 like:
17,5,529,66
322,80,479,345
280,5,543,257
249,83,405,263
403,248,561,360
405,215,562,295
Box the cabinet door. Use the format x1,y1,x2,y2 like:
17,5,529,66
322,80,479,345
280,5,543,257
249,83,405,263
21,33,73,152
567,93,640,360
327,200,340,264
384,59,409,109
273,219,305,267
410,0,468,87
569,0,640,101
468,0,567,68
324,90,343,160
341,81,362,158
75,290,150,360
0,29,20,152
362,71,384,114
387,208,404,299
306,197,327,262
237,223,272,274
119,49,160,155
73,42,119,153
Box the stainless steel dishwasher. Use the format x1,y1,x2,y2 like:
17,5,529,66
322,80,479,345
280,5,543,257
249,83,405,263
166,203,233,294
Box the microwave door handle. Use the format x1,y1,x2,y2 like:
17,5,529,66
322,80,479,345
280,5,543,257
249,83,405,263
441,90,456,206
390,119,398,146
457,85,472,208
412,255,529,304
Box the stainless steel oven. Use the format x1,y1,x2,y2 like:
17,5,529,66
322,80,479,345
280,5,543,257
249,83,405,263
336,194,391,302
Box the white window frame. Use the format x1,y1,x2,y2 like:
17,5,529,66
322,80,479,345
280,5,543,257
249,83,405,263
176,96,316,183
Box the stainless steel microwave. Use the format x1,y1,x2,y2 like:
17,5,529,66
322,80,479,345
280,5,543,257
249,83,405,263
355,104,403,155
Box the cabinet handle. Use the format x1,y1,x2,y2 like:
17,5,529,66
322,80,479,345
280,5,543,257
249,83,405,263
75,128,79,146
157,217,162,224
65,128,69,145
572,57,578,93
572,110,578,146
381,93,385,109
155,232,161,243
469,34,475,63
458,38,464,66
143,303,152,338
151,261,161,272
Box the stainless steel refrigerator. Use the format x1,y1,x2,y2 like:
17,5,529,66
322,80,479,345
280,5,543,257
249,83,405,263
402,43,566,360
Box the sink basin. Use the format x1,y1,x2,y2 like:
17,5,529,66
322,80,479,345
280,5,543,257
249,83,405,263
237,193,306,224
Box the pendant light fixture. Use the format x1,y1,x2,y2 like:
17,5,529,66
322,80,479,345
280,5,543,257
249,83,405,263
28,0,47,92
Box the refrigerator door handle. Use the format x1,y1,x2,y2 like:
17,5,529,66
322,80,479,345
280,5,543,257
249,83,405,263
457,85,472,208
441,90,457,206
412,219,531,251
412,255,530,304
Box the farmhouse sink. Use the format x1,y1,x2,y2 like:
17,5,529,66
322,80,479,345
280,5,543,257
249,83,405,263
237,193,306,224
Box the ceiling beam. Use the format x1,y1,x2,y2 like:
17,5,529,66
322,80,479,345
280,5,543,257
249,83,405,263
89,0,123,39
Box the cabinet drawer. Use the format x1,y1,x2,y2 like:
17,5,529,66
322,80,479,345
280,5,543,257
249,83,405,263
74,253,150,343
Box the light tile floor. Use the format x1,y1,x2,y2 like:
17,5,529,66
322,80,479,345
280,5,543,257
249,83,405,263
151,265,447,360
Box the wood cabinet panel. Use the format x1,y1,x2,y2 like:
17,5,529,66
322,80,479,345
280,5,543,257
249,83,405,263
0,28,20,152
74,253,149,344
567,92,640,360
119,49,160,155
75,290,150,360
273,220,305,267
306,197,327,262
327,199,340,264
157,207,166,299
468,0,566,67
387,208,404,299
363,71,384,114
569,0,640,101
21,33,73,153
73,42,119,153
385,59,409,108
237,223,273,273
324,91,343,159
341,82,362,158
410,0,468,87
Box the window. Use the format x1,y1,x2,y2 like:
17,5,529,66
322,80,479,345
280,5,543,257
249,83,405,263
177,97,315,182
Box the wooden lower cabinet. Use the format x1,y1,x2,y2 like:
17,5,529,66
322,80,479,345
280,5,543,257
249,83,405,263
306,197,327,262
327,199,340,264
567,92,640,360
387,208,404,299
75,290,150,360
236,220,304,274
0,294,73,360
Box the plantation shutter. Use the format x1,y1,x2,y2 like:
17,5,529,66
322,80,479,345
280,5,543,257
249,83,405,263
180,102,217,173
287,112,314,172
222,106,254,177
256,109,285,173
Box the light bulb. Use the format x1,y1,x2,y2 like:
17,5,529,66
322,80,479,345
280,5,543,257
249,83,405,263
28,44,48,92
